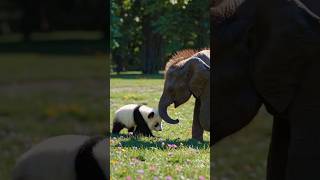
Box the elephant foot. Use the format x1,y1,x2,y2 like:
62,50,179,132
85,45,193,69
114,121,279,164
192,118,204,142
192,127,204,141
192,135,203,142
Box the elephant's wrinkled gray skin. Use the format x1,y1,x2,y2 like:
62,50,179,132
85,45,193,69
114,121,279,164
159,50,210,141
213,47,262,144
212,0,262,145
213,0,320,179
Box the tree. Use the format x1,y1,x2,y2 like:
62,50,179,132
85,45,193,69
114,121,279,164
111,0,209,74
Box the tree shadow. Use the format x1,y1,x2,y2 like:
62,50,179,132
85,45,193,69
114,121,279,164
110,134,209,149
110,72,164,79
0,40,105,54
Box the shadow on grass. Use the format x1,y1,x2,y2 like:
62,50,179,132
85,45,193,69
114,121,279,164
111,134,209,149
110,72,163,79
0,40,106,54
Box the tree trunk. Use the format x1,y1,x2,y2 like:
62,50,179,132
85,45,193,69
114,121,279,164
141,15,163,74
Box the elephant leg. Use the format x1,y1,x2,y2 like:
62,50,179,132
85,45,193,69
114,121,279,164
285,63,320,180
192,99,204,141
267,115,290,180
285,107,320,180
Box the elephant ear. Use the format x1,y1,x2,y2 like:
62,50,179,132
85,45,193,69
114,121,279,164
188,57,210,98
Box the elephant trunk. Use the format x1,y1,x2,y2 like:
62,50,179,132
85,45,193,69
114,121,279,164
158,95,179,124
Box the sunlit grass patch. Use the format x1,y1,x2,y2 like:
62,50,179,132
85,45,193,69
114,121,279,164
110,136,209,179
110,76,210,179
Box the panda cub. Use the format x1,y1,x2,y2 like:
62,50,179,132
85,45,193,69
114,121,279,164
13,135,108,180
112,104,162,137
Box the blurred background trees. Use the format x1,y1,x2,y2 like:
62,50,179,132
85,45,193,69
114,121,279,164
0,0,107,54
111,0,209,74
0,1,108,179
0,0,106,38
0,0,209,73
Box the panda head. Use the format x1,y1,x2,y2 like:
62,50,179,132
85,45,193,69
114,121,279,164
139,106,163,131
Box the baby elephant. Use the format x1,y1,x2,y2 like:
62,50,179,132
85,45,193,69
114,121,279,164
159,49,210,141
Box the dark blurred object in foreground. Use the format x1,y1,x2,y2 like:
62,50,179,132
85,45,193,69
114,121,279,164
0,0,109,179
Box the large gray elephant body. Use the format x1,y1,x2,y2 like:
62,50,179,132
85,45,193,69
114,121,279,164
159,49,210,141
212,0,263,144
213,0,320,179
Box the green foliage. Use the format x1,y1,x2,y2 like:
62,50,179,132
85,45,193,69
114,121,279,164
148,0,209,53
111,0,209,72
111,2,122,49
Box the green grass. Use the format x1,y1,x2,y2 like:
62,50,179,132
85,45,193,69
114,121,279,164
110,74,210,179
0,53,107,179
0,53,274,180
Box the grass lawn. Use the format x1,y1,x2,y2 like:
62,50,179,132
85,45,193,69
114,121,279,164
110,73,210,179
0,52,273,180
0,53,107,180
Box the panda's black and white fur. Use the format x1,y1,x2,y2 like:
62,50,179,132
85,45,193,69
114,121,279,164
112,104,162,137
13,135,108,180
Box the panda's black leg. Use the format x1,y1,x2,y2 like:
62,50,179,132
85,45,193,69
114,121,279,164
144,131,154,137
112,121,125,134
141,130,154,137
132,125,154,137
132,129,141,137
128,128,135,137
128,127,134,133
133,126,142,135
135,126,154,137
146,130,154,137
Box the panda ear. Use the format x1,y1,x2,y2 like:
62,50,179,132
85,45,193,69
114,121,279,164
148,112,155,119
